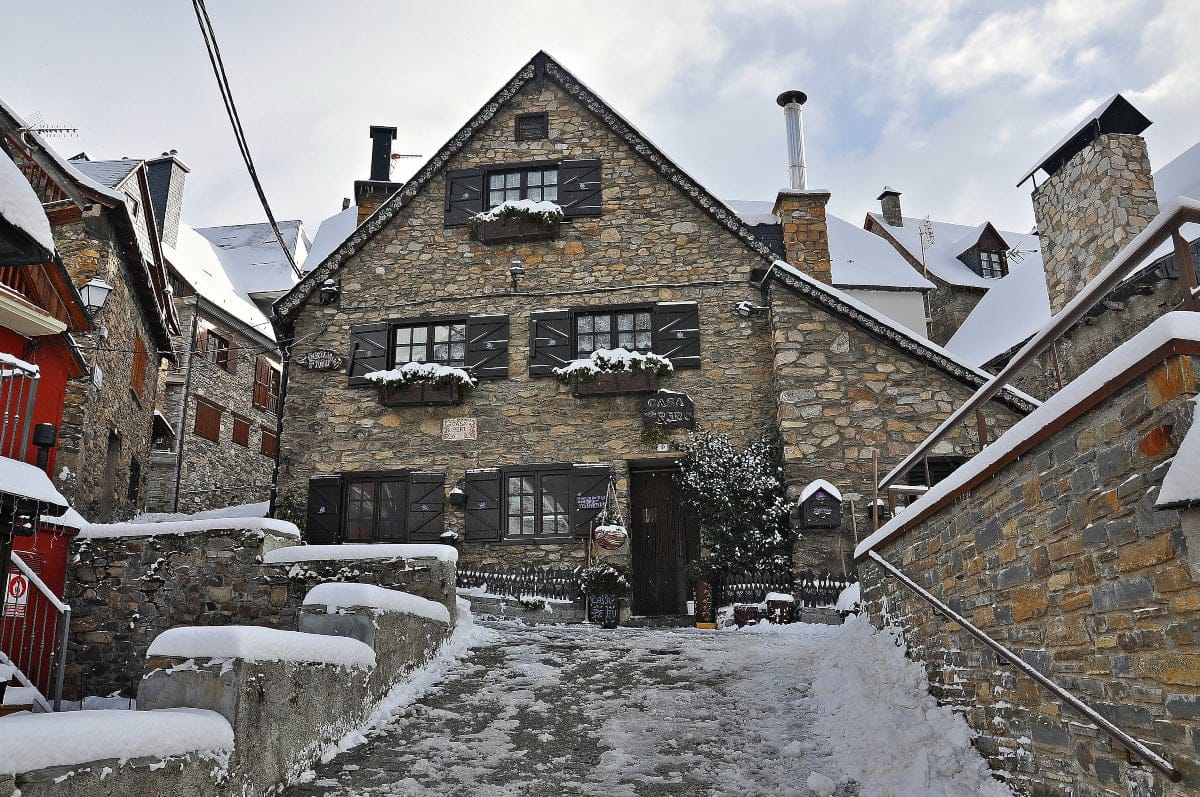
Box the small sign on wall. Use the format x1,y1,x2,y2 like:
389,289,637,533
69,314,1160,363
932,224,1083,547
442,418,478,441
4,573,29,619
294,349,345,371
640,390,695,429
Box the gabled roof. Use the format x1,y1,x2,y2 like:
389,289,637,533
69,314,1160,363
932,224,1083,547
946,221,1007,259
1018,94,1151,186
303,205,357,271
944,255,1051,368
196,221,307,300
68,157,141,189
165,223,276,342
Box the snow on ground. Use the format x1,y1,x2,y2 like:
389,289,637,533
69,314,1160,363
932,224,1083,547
132,500,270,523
289,613,1009,797
78,515,299,540
147,626,376,671
303,583,452,624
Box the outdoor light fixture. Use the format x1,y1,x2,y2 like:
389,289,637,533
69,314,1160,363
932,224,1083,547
509,259,524,290
318,279,341,306
32,423,57,473
79,277,114,315
735,301,768,318
447,485,466,508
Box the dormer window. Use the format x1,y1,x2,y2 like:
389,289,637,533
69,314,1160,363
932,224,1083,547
979,249,1006,278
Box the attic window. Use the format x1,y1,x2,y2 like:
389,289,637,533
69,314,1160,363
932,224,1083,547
515,113,549,142
979,249,1007,279
125,192,140,218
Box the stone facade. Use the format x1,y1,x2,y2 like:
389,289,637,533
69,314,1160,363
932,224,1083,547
1034,133,1159,315
775,189,833,283
926,280,984,346
858,353,1200,795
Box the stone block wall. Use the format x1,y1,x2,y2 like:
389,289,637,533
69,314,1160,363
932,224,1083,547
926,281,984,347
859,354,1200,795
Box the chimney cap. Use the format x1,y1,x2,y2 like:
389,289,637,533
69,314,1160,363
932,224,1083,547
369,125,398,140
876,186,901,200
776,90,808,108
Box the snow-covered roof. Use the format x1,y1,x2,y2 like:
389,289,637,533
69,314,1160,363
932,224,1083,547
1154,140,1200,208
147,626,376,670
165,223,275,339
944,255,1051,367
304,205,358,271
195,221,308,298
857,311,1200,560
1018,93,1151,185
725,200,933,290
67,157,141,189
0,146,54,254
303,583,452,623
0,455,69,510
799,479,842,503
1156,396,1200,508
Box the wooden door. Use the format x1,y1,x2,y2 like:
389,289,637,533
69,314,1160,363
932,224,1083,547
630,467,700,615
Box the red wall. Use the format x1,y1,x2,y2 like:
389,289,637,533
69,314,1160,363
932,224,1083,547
0,326,72,473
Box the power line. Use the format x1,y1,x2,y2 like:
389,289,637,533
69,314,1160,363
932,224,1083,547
190,0,303,280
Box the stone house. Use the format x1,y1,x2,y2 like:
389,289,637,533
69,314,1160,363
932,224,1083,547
272,52,1033,615
0,100,178,523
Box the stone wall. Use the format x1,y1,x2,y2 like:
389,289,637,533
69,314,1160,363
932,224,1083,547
65,526,455,699
858,354,1200,795
1034,133,1159,315
926,281,984,346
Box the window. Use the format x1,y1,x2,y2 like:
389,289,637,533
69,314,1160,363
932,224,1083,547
979,249,1006,278
197,327,234,371
131,335,148,398
305,471,445,545
194,398,222,441
574,308,653,357
253,357,282,413
344,476,408,543
487,166,558,208
232,415,250,447
394,322,466,367
515,113,549,142
506,468,571,538
260,427,277,458
125,191,140,218
904,456,967,488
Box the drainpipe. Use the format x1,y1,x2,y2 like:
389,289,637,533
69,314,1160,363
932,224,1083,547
172,297,200,512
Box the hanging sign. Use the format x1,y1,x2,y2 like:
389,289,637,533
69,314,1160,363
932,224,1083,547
442,418,478,441
294,350,345,371
640,391,695,429
594,525,628,551
3,573,29,619
577,495,605,510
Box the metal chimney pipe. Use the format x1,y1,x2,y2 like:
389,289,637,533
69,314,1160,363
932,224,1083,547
368,126,398,182
776,90,809,190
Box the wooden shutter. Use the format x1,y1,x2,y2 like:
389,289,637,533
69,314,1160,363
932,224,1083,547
130,335,148,398
407,471,446,542
226,338,239,374
557,159,602,218
464,468,502,541
465,314,509,379
570,464,612,538
194,328,208,361
260,427,277,458
652,302,701,369
231,415,250,447
444,168,485,227
347,322,389,386
194,399,221,441
253,357,270,409
305,475,342,544
528,309,572,377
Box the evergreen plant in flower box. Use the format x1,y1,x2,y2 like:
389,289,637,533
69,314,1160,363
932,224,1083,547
554,348,673,396
468,199,564,244
363,363,477,407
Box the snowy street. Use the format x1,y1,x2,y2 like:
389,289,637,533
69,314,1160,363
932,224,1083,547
289,616,1010,797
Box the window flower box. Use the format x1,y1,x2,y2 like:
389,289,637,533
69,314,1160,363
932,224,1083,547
379,382,464,407
363,362,476,408
554,348,673,398
468,200,564,245
572,371,658,396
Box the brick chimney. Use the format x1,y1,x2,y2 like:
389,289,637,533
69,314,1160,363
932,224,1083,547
353,125,403,225
1024,95,1158,314
772,90,832,284
877,186,902,227
146,151,190,249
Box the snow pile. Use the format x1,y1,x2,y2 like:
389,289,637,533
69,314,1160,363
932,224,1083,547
1157,395,1200,508
41,506,88,528
0,454,70,509
835,582,861,612
554,347,673,382
0,146,55,254
147,626,375,670
78,516,299,540
471,199,564,224
363,361,477,389
132,500,270,523
304,583,451,624
263,543,458,565
764,592,795,603
0,708,233,775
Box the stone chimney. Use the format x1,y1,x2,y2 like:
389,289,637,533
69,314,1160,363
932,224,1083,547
354,125,403,226
1024,95,1158,314
146,151,190,249
877,187,902,227
772,90,832,284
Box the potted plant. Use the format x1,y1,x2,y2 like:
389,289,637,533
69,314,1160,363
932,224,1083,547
685,558,717,629
468,200,564,244
363,362,477,406
554,348,673,397
580,561,632,628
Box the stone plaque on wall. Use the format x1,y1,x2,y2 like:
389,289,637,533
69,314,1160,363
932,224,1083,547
294,349,345,371
442,418,478,441
640,390,695,429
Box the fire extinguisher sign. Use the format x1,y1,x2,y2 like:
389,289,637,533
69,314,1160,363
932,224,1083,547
3,573,29,619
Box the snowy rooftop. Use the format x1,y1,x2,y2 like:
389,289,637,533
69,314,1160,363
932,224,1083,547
304,204,358,271
724,200,933,290
0,455,69,510
195,220,309,299
165,223,275,338
944,255,1052,367
68,157,141,189
0,146,55,254
857,311,1200,560
1018,94,1150,185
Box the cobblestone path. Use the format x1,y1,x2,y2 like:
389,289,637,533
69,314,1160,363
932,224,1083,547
288,621,849,797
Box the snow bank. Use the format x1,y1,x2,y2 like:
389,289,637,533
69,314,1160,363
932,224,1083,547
78,516,299,540
263,543,457,565
132,500,270,523
835,582,861,612
147,626,375,670
0,146,55,254
304,583,451,624
0,707,233,775
0,454,69,509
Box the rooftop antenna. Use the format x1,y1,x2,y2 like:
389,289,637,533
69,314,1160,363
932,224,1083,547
18,112,78,144
918,216,935,278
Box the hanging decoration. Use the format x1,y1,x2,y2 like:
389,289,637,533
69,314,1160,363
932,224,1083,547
593,475,627,550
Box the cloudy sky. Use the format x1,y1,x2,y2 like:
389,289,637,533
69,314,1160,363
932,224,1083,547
4,1,1196,240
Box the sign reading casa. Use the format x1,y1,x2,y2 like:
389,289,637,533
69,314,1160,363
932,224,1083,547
640,391,695,429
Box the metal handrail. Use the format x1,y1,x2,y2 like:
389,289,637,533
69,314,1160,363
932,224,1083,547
6,551,71,710
880,198,1200,490
868,550,1181,782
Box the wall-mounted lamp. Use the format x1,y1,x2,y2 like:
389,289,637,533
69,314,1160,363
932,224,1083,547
509,259,524,290
79,277,114,316
735,300,768,318
447,485,466,508
318,279,341,306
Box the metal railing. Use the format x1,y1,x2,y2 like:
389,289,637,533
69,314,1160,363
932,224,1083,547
1,551,71,711
868,550,1180,782
0,357,39,462
456,565,583,604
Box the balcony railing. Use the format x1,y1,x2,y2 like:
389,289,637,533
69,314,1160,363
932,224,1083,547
0,355,38,462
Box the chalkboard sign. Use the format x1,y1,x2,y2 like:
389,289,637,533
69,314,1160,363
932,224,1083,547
588,594,621,628
577,495,605,510
640,391,695,429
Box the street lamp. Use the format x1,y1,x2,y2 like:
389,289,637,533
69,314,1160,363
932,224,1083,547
78,278,114,315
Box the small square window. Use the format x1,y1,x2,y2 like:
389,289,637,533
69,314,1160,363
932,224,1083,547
515,113,549,142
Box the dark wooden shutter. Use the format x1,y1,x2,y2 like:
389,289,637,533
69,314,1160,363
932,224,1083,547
465,314,509,379
226,338,239,374
652,302,701,369
194,328,208,361
570,463,611,538
347,322,389,386
464,468,502,541
444,168,485,227
306,475,343,544
407,471,446,542
528,309,572,377
253,357,270,409
194,399,222,441
557,159,602,218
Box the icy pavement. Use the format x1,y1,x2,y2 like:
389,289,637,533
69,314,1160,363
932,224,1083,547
289,615,1011,797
